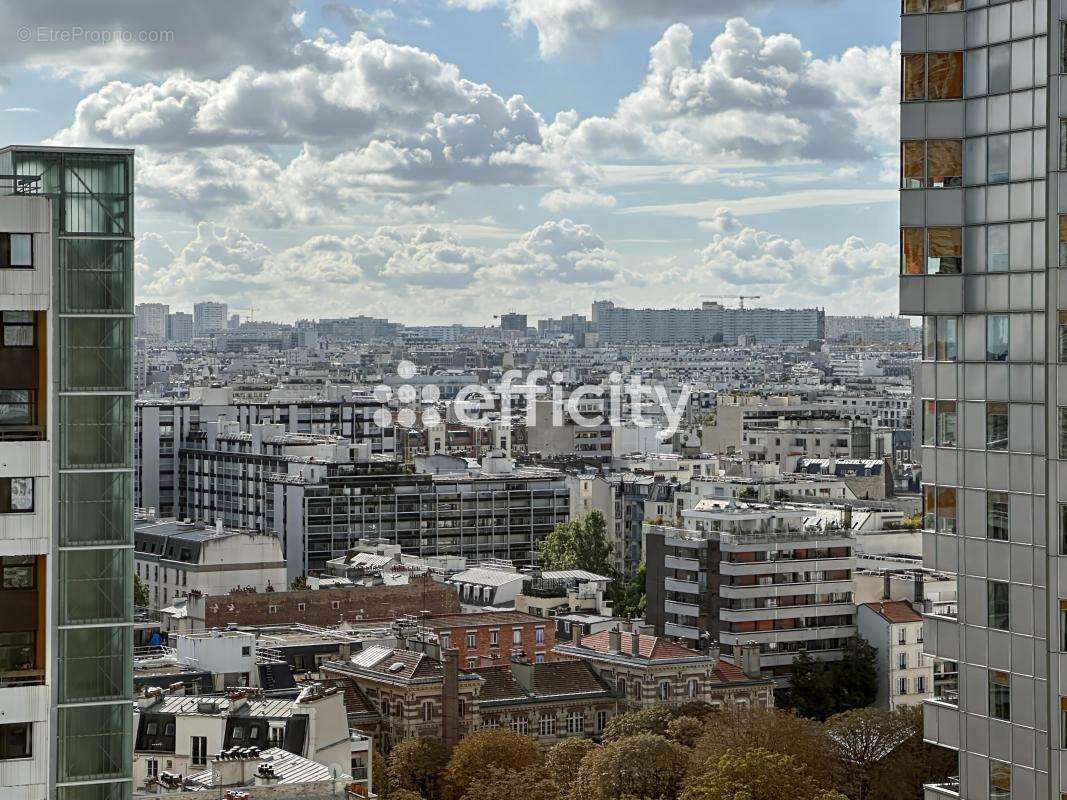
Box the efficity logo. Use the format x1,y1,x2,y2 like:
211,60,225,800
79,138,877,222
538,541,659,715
370,362,692,438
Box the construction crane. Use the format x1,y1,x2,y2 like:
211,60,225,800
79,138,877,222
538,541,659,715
701,294,762,309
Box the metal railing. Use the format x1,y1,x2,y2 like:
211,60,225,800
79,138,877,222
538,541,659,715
0,174,41,195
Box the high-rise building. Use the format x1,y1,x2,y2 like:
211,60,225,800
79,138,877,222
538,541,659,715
591,300,825,344
134,302,168,340
900,5,1051,798
165,311,193,342
0,146,135,799
192,300,226,337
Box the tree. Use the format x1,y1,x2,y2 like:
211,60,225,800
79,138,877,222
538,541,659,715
539,511,614,575
461,766,561,800
782,637,879,720
442,730,541,800
667,716,705,748
388,791,426,800
134,574,150,607
574,733,688,800
386,738,450,799
601,706,676,742
682,748,847,800
543,738,597,796
688,707,834,787
611,562,646,618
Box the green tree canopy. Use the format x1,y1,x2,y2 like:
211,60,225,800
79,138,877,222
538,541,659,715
782,637,879,720
574,733,689,800
386,738,450,799
442,729,541,800
681,747,847,800
539,510,614,575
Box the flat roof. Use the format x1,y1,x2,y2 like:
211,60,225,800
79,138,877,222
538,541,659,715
1,144,135,155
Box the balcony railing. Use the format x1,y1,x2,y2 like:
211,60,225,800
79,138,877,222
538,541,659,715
0,425,46,442
0,174,41,195
0,668,45,687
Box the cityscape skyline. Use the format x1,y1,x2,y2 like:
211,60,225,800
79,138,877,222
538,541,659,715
0,0,900,324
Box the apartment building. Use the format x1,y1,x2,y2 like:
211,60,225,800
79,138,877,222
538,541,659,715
135,302,168,340
644,499,856,684
420,611,556,668
900,4,1054,798
0,146,135,799
166,311,193,342
857,600,934,710
193,301,227,337
741,414,875,471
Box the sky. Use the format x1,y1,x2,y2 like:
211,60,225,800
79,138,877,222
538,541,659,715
0,0,902,325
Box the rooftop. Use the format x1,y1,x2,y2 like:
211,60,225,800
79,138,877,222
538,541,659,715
860,600,923,624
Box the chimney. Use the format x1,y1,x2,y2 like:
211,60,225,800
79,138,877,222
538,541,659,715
842,504,852,530
913,569,924,605
630,631,641,657
254,762,280,787
738,642,761,679
441,649,460,750
609,627,622,653
882,572,891,601
573,623,582,648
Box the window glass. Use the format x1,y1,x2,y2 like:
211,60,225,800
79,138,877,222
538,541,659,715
936,401,957,446
0,478,33,514
989,672,1011,720
989,45,1011,94
987,492,1009,541
928,52,963,100
987,403,1009,450
902,141,924,188
8,235,31,267
923,400,936,446
923,485,936,530
903,54,926,101
988,134,1010,183
923,318,936,360
988,582,1009,630
989,761,1011,800
928,0,962,9
1059,408,1067,458
0,390,34,426
987,315,1009,361
927,140,962,187
903,0,924,11
902,228,924,275
937,317,958,361
936,487,957,533
928,228,962,274
0,723,31,760
988,225,1010,270
1060,216,1067,266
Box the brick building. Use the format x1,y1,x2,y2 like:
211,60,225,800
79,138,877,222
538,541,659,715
422,610,556,668
167,574,460,632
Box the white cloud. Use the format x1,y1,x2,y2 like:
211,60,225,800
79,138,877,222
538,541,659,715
444,0,837,57
0,0,306,78
624,188,898,219
538,187,617,212
563,20,897,165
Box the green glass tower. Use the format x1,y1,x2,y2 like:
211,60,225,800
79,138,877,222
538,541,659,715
0,146,135,800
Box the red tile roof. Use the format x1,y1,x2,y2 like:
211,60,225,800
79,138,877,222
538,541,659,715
578,630,702,660
423,611,544,629
860,600,923,624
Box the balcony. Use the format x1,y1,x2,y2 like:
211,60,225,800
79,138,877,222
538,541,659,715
924,779,960,800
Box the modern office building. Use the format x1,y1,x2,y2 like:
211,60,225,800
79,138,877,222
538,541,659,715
591,300,825,344
192,301,227,338
165,311,193,343
0,145,135,799
900,4,1054,798
134,302,168,341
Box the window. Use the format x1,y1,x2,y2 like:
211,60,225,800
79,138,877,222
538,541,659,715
1,311,34,347
987,225,1009,271
510,716,529,735
489,631,498,647
990,760,1011,800
988,134,1010,183
986,315,1009,361
466,633,476,649
935,401,957,447
923,316,958,361
1060,408,1067,459
567,712,585,734
923,485,957,533
898,652,908,670
901,140,962,189
902,228,962,275
146,758,159,778
1059,216,1067,266
512,628,522,646
898,629,907,645
989,671,1011,720
191,736,207,767
535,627,545,645
0,724,30,760
0,632,34,671
423,701,434,722
616,677,626,697
466,658,476,669
539,714,556,737
903,52,963,101
0,234,32,269
917,676,926,693
596,710,609,731
987,492,1009,541
898,677,908,695
988,581,1010,630
687,679,699,698
902,0,963,11
381,699,390,716
0,478,33,513
1,556,34,589
535,653,545,664
659,681,671,701
987,403,1009,451
989,45,1010,95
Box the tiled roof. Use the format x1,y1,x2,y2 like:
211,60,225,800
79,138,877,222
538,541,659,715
578,630,703,661
476,661,612,703
476,666,528,702
318,677,381,720
861,600,923,624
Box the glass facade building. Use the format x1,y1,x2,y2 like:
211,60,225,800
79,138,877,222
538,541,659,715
0,146,134,799
900,3,1064,799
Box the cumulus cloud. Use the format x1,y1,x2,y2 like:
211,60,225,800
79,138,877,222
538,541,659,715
444,0,837,57
564,20,896,165
538,187,617,212
137,218,627,320
663,209,897,313
0,0,305,78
